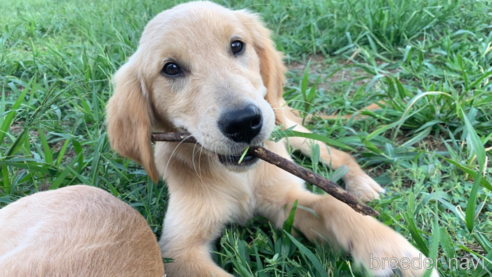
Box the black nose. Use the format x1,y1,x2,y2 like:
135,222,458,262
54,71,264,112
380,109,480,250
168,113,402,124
218,105,263,144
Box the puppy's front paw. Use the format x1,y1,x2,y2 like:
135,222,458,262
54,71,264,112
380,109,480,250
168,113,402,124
344,173,385,202
349,218,439,277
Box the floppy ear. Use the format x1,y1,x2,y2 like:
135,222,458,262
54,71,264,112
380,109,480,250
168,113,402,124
236,10,289,125
106,61,159,183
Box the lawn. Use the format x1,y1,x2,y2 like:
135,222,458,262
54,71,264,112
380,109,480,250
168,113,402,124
1,0,491,276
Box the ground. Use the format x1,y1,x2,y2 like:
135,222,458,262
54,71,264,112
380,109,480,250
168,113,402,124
0,0,491,276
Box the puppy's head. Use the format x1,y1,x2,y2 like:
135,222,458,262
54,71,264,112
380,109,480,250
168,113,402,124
106,2,286,182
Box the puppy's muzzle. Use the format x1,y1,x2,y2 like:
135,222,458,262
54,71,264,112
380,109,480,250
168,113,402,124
218,104,263,144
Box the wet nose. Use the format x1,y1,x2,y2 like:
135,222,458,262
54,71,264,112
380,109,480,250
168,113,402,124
218,104,263,144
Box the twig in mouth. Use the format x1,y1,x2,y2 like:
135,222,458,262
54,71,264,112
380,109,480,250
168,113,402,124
151,132,379,217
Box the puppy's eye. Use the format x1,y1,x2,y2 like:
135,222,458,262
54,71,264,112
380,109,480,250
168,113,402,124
162,63,181,76
231,40,244,55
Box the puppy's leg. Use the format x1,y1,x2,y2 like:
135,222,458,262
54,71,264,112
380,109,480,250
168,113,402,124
283,113,384,202
256,173,438,277
159,193,233,277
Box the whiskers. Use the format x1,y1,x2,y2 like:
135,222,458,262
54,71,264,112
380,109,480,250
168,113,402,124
191,142,204,182
164,132,197,178
162,132,213,184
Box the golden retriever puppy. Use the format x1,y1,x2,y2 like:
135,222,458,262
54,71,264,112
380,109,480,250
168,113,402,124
106,2,438,276
0,185,164,277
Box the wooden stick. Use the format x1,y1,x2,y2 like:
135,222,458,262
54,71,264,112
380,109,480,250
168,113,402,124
151,132,379,217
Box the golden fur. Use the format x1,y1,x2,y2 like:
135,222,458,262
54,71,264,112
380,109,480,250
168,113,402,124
106,2,439,276
0,185,164,277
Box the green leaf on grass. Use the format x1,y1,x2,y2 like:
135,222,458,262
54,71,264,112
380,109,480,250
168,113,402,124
284,231,328,277
0,78,33,144
38,129,53,164
282,199,298,257
404,211,429,256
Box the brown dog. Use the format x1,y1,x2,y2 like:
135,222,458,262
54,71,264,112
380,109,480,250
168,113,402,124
107,2,438,276
0,185,164,277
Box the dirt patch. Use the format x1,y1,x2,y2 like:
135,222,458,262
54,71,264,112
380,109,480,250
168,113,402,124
9,123,23,135
421,135,448,152
287,54,327,72
394,133,448,152
8,122,39,140
38,183,52,191
286,53,403,93
286,54,375,91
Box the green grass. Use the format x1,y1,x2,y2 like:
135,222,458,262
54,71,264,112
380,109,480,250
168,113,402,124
1,0,491,276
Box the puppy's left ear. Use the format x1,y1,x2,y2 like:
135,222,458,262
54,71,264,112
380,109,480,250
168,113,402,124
236,10,288,125
106,60,159,183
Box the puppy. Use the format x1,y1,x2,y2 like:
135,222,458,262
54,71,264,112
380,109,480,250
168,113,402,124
106,2,438,276
0,185,164,277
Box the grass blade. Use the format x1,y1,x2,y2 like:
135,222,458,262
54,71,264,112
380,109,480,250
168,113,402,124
38,129,53,164
284,231,328,277
0,78,33,144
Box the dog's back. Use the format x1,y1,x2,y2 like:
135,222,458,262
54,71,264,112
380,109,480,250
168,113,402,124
0,185,164,277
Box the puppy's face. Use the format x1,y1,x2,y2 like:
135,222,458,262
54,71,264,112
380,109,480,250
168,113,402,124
107,2,286,180
139,3,275,169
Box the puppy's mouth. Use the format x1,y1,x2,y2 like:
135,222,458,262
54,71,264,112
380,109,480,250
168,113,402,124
217,151,259,167
214,142,264,168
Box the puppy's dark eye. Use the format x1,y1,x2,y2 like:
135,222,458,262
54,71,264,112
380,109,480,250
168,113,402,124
162,63,181,76
231,40,244,55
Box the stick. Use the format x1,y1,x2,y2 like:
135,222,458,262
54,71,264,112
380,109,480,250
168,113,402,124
151,132,379,217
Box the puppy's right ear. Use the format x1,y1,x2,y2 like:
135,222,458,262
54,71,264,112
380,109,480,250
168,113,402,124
106,61,159,183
